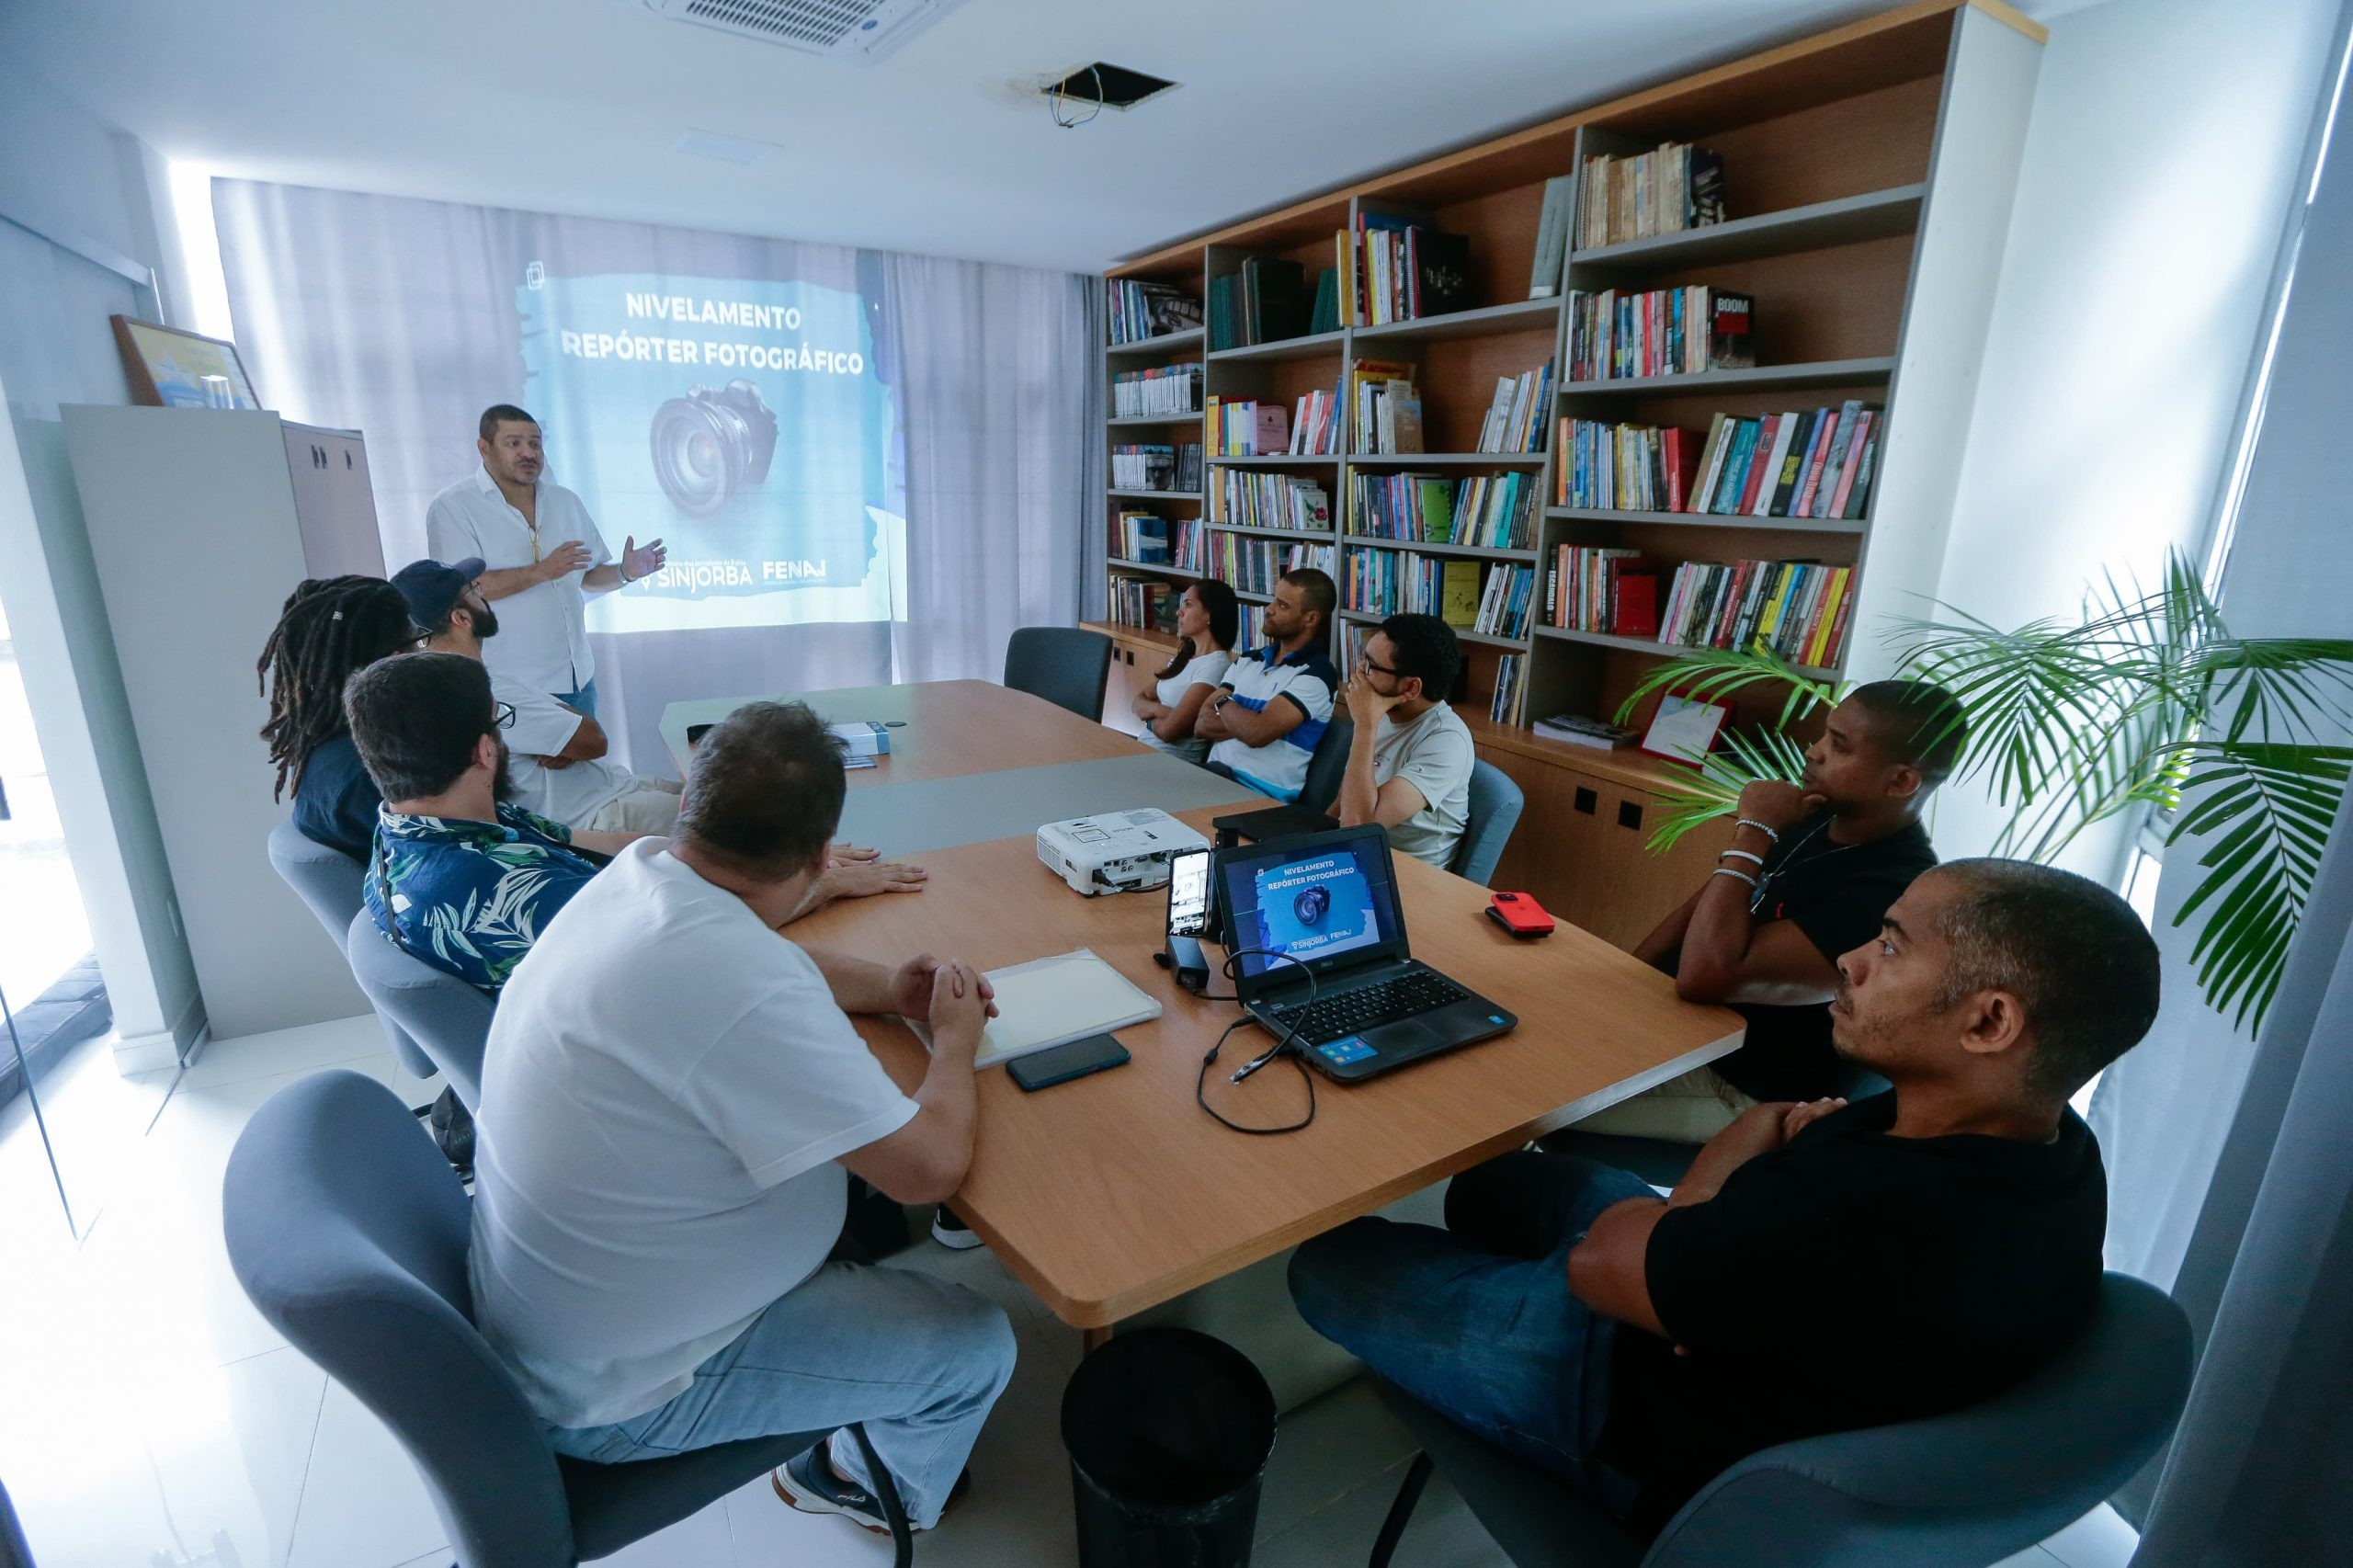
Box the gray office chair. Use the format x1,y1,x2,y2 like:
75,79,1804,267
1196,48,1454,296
345,909,495,1112
1450,761,1525,887
267,819,439,1083
1295,713,1356,814
222,1069,914,1568
1367,1271,2192,1568
1004,626,1112,721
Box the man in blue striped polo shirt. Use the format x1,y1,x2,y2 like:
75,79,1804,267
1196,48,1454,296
1199,567,1340,802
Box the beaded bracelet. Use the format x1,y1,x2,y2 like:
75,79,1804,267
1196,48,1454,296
1711,867,1759,889
1734,818,1782,842
1719,848,1766,869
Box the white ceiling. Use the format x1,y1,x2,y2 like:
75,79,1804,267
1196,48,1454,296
3,0,2082,275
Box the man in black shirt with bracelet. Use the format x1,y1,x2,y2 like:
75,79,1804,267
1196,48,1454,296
1577,679,1965,1142
1290,858,2161,1536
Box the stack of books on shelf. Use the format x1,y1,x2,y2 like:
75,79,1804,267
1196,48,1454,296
1111,444,1177,492
1204,396,1292,457
1112,363,1204,417
1546,546,1658,635
1211,469,1332,533
1109,281,1201,346
1207,256,1313,349
1566,288,1755,381
1686,403,1881,519
1345,552,1533,638
1345,216,1474,325
1476,367,1553,453
1556,419,1705,512
1109,574,1180,633
1658,559,1855,667
1575,142,1726,248
1533,713,1637,750
1490,652,1528,724
1108,512,1204,572
1211,536,1335,597
1351,360,1422,453
1288,384,1345,455
1347,472,1537,551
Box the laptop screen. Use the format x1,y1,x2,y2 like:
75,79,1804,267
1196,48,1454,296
1217,826,1407,992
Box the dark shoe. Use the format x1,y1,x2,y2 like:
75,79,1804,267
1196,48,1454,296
427,1086,474,1175
773,1445,970,1532
931,1207,983,1250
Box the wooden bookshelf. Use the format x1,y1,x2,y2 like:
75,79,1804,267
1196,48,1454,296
1093,0,2043,935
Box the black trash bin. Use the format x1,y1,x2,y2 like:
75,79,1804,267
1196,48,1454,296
1061,1326,1279,1568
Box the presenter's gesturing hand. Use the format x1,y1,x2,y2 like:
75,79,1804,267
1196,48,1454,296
620,534,667,582
539,540,595,581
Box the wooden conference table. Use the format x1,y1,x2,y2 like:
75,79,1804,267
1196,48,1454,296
661,680,1743,1336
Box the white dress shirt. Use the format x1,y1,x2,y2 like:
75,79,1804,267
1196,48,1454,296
426,466,610,694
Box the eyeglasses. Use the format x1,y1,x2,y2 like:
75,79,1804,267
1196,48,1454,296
1358,655,1404,678
494,701,517,731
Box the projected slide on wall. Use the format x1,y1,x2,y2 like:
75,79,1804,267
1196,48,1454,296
517,265,906,635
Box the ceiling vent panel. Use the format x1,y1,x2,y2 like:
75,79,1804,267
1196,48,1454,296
640,0,963,63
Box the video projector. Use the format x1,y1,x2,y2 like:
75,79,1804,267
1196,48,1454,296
1037,808,1211,896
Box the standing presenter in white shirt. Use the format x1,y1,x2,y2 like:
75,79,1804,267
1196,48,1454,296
425,403,666,716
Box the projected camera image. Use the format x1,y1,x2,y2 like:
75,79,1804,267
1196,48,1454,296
650,379,779,517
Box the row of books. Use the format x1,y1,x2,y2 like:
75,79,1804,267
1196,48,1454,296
1108,512,1205,572
1476,366,1552,454
1556,420,1707,513
1347,471,1539,551
1342,551,1535,639
1111,443,1199,493
1207,256,1331,349
1347,218,1473,326
1287,383,1346,455
1355,368,1424,455
1687,403,1880,520
1203,397,1290,457
1108,574,1180,633
1112,363,1202,418
1566,287,1755,381
1659,559,1854,667
1109,280,1200,347
1546,546,1657,636
1211,469,1333,533
1211,537,1334,597
1237,603,1267,651
1576,142,1726,250
1490,652,1529,724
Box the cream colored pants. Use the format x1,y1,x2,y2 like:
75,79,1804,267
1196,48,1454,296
1570,1063,1757,1143
585,777,684,835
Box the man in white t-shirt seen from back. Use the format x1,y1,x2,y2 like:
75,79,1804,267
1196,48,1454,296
1334,612,1476,869
425,403,666,716
392,557,685,835
471,700,1013,1534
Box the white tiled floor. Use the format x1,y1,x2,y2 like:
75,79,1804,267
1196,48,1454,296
0,1016,2143,1568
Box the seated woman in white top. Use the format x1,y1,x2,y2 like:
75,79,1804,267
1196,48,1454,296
1130,580,1238,766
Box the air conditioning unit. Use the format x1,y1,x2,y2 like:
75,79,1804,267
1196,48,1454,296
639,0,963,63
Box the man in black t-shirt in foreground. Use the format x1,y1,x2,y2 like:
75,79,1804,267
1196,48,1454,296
1577,679,1966,1142
1290,858,2160,1535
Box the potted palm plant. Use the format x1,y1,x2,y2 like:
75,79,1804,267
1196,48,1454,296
1616,553,2353,1033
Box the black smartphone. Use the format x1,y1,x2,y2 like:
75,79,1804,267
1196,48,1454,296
1166,846,1214,937
1007,1033,1131,1092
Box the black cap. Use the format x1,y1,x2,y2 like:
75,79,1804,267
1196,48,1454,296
391,557,486,631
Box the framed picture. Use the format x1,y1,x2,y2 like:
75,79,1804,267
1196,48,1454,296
1640,691,1732,767
110,315,262,410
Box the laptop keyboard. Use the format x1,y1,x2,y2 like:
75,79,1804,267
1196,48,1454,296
1269,971,1470,1044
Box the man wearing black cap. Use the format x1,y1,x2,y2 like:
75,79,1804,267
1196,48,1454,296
392,557,685,834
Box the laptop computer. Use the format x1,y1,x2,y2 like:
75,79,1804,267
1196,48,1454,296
1216,824,1517,1083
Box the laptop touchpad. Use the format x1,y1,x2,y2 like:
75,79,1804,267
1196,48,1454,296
1370,1018,1444,1056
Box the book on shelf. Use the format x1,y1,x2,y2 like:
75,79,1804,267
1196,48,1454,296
1532,713,1637,749
1348,471,1537,551
1344,549,1529,637
1211,468,1332,533
1202,397,1292,457
1476,366,1552,453
1575,142,1726,249
1210,536,1335,597
1287,382,1345,455
1490,652,1528,724
1656,559,1855,666
1237,602,1267,652
1208,256,1312,350
1687,402,1881,519
1109,574,1181,633
1111,361,1204,418
1347,359,1414,451
1443,561,1483,628
1528,176,1575,298
1309,267,1342,335
1108,281,1201,346
1110,512,1205,573
1174,443,1203,494
1555,419,1705,512
1566,288,1756,381
1110,443,1178,492
1470,562,1536,638
1346,214,1474,324
1546,545,1656,636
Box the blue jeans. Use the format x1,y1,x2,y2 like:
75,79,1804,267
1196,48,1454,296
556,678,597,716
547,1262,1017,1528
1288,1153,1654,1517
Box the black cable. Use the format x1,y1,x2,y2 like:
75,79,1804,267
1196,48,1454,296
1195,948,1317,1136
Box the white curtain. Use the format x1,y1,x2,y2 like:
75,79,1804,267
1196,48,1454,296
210,178,1091,770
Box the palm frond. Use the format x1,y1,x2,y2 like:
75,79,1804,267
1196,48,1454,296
1643,730,1813,853
1614,648,1840,732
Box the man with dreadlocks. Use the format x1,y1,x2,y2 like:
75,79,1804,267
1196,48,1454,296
257,575,421,859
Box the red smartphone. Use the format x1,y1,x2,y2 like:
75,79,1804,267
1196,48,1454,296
1486,891,1556,938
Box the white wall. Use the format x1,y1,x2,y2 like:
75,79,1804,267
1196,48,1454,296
1918,0,2344,875
0,61,208,1064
